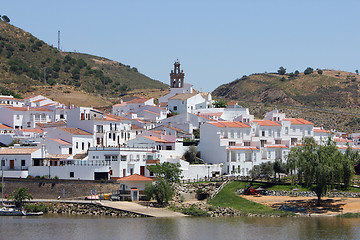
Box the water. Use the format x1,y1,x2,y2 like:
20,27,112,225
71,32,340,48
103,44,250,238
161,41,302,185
1,214,360,240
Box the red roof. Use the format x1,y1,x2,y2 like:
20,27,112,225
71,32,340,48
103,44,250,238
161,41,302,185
20,129,44,133
119,174,154,182
143,136,170,143
0,123,12,129
126,98,152,104
253,120,281,126
50,138,72,145
265,145,288,148
208,121,250,128
59,127,92,135
314,129,330,133
227,147,259,150
283,118,313,125
7,107,52,112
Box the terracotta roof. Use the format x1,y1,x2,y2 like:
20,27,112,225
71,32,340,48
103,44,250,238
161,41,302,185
24,95,41,99
227,147,259,151
113,102,127,107
265,145,288,148
199,112,223,117
46,154,71,159
73,152,88,159
59,127,92,135
227,100,238,106
6,107,52,112
0,148,39,155
283,118,313,125
131,124,144,130
126,98,152,104
143,110,160,115
119,174,154,182
106,114,130,121
334,138,353,143
33,99,45,103
146,159,160,164
168,93,198,100
36,121,67,128
0,123,12,129
20,129,44,133
208,121,251,128
253,120,281,126
143,136,170,143
159,102,168,108
50,138,72,145
104,115,121,122
314,129,331,133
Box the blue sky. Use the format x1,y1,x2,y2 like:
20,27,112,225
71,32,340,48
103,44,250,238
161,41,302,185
3,0,360,92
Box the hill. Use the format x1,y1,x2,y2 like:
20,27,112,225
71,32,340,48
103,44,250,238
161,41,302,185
0,20,167,98
213,69,360,132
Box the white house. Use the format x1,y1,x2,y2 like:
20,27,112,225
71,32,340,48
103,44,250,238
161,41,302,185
168,93,207,114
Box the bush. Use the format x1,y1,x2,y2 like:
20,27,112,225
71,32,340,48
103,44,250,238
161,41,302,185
25,203,52,213
304,67,313,75
317,69,323,75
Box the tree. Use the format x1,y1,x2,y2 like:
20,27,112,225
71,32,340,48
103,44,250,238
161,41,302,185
317,69,323,75
273,159,287,180
1,15,10,23
213,99,227,108
304,67,313,75
294,70,300,76
287,138,354,205
278,66,286,75
356,70,359,75
10,187,32,208
183,146,199,164
145,162,182,204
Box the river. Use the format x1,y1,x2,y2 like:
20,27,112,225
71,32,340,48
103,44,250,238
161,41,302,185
1,214,360,240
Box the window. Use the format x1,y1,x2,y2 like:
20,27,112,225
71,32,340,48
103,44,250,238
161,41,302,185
110,123,112,130
262,131,265,137
76,142,78,149
21,160,25,167
244,141,250,146
96,125,104,133
173,106,177,111
105,156,111,162
109,133,111,139
82,142,84,150
70,172,74,178
260,140,267,147
229,141,236,146
166,146,173,150
285,127,289,135
275,139,281,144
121,155,127,161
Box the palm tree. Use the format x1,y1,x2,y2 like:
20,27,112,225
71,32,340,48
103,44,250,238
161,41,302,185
10,187,33,208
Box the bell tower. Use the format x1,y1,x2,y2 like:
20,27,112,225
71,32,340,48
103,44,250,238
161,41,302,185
170,60,184,88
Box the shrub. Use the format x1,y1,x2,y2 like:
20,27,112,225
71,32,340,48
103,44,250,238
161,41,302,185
304,67,313,75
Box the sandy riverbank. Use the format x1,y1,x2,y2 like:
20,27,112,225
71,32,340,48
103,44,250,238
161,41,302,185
242,195,360,216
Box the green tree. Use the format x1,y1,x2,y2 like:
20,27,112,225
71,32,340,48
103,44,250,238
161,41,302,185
356,70,359,75
10,187,33,208
183,146,199,164
277,66,286,75
145,162,182,204
317,69,323,75
213,99,227,108
273,159,287,180
287,138,354,205
304,67,314,75
294,70,300,76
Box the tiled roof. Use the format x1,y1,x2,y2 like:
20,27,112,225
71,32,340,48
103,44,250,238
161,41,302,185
73,152,88,159
131,124,144,130
143,110,160,115
46,154,71,159
168,93,198,100
199,112,223,117
106,114,130,121
7,107,52,112
113,102,127,107
36,121,67,128
283,118,313,125
126,98,152,104
227,147,259,151
50,138,72,145
0,97,24,101
59,127,92,135
208,121,251,128
0,123,12,129
253,120,281,126
265,145,288,148
20,129,44,133
314,129,331,133
146,159,160,164
143,136,170,143
0,148,39,155
119,174,154,182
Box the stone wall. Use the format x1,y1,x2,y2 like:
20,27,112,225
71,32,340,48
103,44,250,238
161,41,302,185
2,179,120,199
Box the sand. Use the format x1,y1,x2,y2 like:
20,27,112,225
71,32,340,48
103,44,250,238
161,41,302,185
241,195,360,216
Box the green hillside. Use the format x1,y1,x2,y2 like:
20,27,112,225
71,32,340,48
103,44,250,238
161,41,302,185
213,69,360,132
0,20,167,98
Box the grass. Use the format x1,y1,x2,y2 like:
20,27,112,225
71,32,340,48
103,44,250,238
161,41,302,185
337,213,360,218
208,181,294,217
24,203,52,213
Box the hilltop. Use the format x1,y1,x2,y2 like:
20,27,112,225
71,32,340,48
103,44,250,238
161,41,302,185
0,20,167,99
213,69,360,132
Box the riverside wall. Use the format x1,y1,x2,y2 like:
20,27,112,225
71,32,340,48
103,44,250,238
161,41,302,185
2,178,120,199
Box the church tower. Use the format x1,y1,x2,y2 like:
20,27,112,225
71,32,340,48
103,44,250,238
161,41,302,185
170,60,184,88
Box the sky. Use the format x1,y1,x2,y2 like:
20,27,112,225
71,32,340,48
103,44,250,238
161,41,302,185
2,0,360,92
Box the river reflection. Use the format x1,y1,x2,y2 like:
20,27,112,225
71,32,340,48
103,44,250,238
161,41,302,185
1,214,360,240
